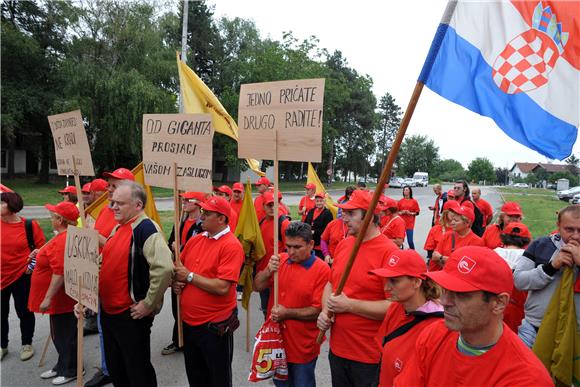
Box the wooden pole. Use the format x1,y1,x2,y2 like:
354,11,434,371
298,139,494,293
246,295,251,353
71,158,86,227
38,333,51,368
77,277,84,387
173,162,184,348
316,81,426,343
273,131,279,308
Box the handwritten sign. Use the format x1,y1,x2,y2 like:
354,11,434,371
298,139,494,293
64,226,100,313
142,113,214,191
237,79,325,162
47,110,95,176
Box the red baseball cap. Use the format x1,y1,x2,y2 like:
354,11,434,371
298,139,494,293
180,192,206,203
447,189,455,198
426,246,513,294
443,200,460,211
450,205,475,223
90,178,108,192
338,190,382,214
45,201,79,222
502,222,531,239
501,202,523,216
81,183,92,193
200,196,231,218
382,196,399,210
0,184,13,193
255,177,271,186
314,192,325,199
263,191,283,205
59,186,77,194
232,182,244,192
213,185,233,197
305,183,316,190
103,168,135,181
370,250,427,279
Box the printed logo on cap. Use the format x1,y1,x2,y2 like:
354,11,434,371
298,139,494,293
457,256,477,274
388,255,400,267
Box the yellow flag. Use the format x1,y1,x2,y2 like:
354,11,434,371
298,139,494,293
85,163,162,228
533,267,580,386
176,53,264,177
307,162,338,218
234,180,266,310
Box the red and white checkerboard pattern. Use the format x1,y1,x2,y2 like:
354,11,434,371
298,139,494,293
492,29,560,94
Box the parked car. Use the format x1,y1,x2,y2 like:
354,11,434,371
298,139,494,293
388,177,404,188
413,172,429,187
403,178,416,187
571,193,580,204
557,186,580,201
513,183,529,188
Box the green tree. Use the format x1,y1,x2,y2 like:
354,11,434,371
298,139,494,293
550,171,579,187
467,157,496,183
433,159,466,182
397,135,440,177
375,93,402,174
495,167,509,185
565,154,579,167
525,173,538,186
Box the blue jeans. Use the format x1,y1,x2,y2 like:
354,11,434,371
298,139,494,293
406,229,415,250
274,358,317,387
518,318,537,348
97,308,109,376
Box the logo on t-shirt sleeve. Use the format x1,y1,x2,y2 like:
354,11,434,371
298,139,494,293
388,255,400,267
457,256,476,274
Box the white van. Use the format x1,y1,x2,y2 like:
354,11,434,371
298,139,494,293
413,172,429,187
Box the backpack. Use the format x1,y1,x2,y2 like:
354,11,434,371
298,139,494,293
259,215,288,242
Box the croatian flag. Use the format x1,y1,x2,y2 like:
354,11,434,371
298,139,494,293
419,1,579,160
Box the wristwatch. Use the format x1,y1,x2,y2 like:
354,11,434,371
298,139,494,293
186,272,194,284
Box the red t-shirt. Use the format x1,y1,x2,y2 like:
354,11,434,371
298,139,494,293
230,198,243,217
376,303,443,387
483,224,503,249
257,216,290,272
321,219,348,258
504,287,527,333
28,232,76,314
266,253,330,363
475,198,493,227
180,231,244,326
381,215,406,242
181,219,196,247
425,225,447,271
330,234,398,364
228,210,238,234
94,206,117,238
1,218,45,290
254,194,266,221
435,230,485,258
299,196,316,221
99,220,135,314
393,320,553,387
397,198,420,229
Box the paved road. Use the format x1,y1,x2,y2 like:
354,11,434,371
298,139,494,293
2,185,501,386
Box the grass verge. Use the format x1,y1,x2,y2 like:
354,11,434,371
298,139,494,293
501,193,568,238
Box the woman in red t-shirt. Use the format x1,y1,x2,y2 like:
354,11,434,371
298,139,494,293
371,250,444,387
1,191,45,361
398,186,420,250
424,201,458,271
29,202,80,384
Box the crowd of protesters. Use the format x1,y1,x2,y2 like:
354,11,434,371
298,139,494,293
1,174,577,387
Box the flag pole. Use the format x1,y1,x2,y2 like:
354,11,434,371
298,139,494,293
245,177,252,353
72,158,85,387
316,81,426,343
273,131,279,309
173,162,184,348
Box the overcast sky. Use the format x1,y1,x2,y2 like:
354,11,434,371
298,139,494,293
210,0,579,169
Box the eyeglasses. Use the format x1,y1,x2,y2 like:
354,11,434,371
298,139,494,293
183,199,199,203
453,186,463,190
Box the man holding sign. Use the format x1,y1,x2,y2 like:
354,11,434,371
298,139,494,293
94,181,173,387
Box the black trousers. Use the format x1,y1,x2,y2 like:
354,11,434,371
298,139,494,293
50,312,78,377
328,350,379,387
259,288,270,319
170,291,180,347
0,273,35,348
100,309,156,387
183,321,234,387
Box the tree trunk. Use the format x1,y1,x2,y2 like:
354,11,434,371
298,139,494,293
38,130,50,184
6,136,15,179
327,142,334,187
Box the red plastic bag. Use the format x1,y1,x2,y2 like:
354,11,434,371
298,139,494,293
248,318,288,382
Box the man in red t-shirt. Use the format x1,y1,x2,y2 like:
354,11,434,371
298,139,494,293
394,246,552,387
230,182,244,217
254,177,271,220
254,222,331,386
173,196,244,387
472,188,493,227
299,183,316,221
213,185,238,231
88,181,173,387
317,190,398,386
483,201,523,249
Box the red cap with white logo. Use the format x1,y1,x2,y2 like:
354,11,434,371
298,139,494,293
425,246,513,294
370,250,427,279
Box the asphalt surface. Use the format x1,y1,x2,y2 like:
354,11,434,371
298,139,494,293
2,185,502,386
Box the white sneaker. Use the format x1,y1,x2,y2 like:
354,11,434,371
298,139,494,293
41,369,57,379
52,376,76,385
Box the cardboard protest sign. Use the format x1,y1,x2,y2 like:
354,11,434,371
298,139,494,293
48,110,95,176
237,79,325,162
64,226,100,313
142,113,214,191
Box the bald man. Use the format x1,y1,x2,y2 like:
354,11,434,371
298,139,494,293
472,188,493,227
429,184,447,226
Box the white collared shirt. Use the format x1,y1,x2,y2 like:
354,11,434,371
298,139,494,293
202,225,230,240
